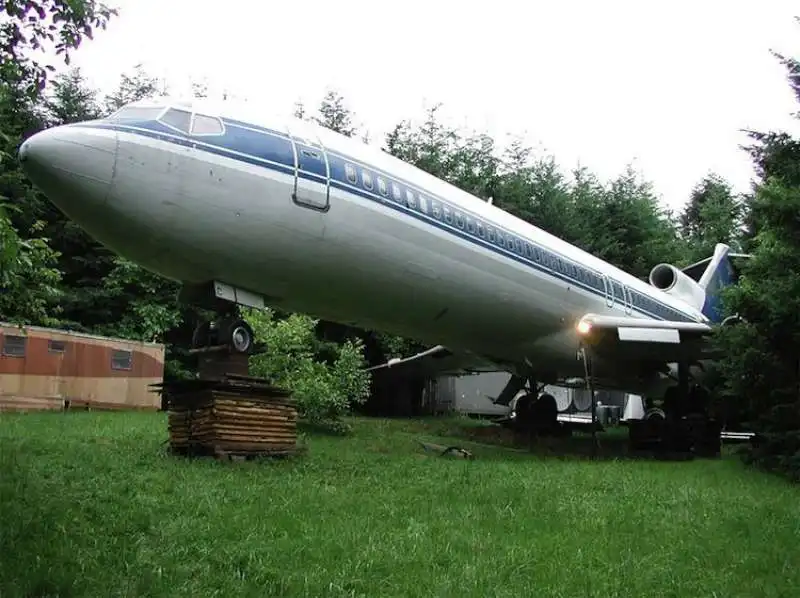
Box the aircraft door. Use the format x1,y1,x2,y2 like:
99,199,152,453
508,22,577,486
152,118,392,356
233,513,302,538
623,285,633,315
608,279,625,311
602,275,614,308
288,132,330,211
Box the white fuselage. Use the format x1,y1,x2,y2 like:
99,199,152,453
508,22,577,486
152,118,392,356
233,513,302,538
18,98,707,395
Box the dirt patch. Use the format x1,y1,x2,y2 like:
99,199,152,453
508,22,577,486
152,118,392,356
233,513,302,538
457,424,520,447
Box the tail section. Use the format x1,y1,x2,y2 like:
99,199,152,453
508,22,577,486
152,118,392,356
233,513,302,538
697,244,737,323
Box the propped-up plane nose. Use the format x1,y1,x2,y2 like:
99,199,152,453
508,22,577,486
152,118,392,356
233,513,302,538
18,124,117,225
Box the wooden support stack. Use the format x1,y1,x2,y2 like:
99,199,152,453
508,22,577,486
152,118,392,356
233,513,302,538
153,372,302,460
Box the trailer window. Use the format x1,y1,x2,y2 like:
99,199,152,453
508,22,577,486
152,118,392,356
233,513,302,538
111,349,132,371
2,335,26,357
48,340,66,353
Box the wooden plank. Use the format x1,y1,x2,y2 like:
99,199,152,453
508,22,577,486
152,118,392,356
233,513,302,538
165,385,299,458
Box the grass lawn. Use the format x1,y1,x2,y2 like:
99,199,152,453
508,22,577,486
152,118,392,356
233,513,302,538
1,412,798,597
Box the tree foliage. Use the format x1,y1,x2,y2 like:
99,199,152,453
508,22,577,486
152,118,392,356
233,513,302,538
244,308,371,430
680,173,743,263
709,41,800,481
0,0,117,97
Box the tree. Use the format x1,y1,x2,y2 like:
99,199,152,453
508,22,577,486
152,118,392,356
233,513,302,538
244,308,371,431
0,0,117,98
0,0,117,328
710,36,800,481
103,63,166,113
315,90,355,137
586,166,685,277
45,66,100,124
680,173,743,263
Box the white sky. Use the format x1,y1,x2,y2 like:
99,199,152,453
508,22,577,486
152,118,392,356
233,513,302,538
65,0,800,212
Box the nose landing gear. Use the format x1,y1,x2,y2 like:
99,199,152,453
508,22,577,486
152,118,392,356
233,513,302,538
191,316,256,355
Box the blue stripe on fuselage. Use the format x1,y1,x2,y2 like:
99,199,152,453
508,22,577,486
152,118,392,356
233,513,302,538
75,117,698,324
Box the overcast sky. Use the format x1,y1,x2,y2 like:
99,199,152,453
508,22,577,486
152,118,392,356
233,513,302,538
66,0,800,211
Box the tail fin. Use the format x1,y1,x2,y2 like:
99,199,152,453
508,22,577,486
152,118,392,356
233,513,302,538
697,243,737,323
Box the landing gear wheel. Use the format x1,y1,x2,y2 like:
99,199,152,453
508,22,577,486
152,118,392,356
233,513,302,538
220,318,255,354
535,393,558,427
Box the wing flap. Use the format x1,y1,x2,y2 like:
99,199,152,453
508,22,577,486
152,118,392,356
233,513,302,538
577,313,715,363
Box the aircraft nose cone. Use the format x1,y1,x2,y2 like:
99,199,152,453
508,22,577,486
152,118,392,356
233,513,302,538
19,124,117,223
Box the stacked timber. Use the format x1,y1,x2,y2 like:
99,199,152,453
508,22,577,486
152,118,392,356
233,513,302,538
153,373,301,459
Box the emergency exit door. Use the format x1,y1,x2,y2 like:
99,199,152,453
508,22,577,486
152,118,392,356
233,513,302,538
289,133,330,211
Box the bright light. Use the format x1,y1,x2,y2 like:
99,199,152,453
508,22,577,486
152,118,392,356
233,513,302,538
576,320,592,336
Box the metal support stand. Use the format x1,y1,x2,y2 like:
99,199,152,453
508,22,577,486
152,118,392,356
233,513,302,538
580,346,598,459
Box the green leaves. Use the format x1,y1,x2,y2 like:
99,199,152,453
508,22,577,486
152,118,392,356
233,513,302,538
243,308,371,428
0,0,118,100
0,209,62,326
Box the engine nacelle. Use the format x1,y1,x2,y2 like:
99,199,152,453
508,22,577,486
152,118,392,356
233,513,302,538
648,263,707,313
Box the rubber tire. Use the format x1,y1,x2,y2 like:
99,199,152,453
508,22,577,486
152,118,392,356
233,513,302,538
535,393,558,426
222,318,255,354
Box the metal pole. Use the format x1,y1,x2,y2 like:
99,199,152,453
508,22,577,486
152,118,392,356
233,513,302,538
581,346,598,459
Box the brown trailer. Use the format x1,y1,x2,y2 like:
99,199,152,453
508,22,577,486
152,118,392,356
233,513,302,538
0,322,165,412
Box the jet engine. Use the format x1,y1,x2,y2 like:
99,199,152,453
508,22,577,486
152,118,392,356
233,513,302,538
648,263,707,313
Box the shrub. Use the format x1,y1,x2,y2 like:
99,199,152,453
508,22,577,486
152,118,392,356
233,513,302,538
242,307,371,430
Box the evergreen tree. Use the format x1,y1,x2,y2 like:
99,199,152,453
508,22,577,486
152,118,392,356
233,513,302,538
711,36,800,481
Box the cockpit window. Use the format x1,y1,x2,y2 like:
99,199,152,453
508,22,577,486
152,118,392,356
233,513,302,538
191,114,224,136
108,106,163,121
159,108,192,134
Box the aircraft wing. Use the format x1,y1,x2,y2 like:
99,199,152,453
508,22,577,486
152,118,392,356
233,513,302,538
576,313,720,364
365,345,507,378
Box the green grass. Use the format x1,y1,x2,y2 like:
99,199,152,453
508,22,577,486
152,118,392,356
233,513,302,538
1,412,798,597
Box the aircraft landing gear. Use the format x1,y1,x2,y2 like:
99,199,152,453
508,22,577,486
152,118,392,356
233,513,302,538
629,360,721,458
191,315,256,354
180,281,259,355
513,391,561,437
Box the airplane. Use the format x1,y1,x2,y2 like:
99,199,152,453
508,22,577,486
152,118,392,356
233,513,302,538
17,97,749,444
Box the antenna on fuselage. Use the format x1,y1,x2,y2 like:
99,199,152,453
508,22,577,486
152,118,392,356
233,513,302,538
487,196,494,205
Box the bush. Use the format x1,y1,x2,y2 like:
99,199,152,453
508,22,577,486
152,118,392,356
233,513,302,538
242,307,371,431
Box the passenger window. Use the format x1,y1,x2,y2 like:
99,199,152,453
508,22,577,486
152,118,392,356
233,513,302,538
443,206,452,224
391,183,402,201
377,177,388,196
514,239,523,254
431,201,441,219
191,113,224,135
455,212,465,229
345,164,357,184
406,190,416,209
362,171,373,190
477,223,485,238
466,218,475,234
159,108,192,133
487,227,496,242
418,195,428,213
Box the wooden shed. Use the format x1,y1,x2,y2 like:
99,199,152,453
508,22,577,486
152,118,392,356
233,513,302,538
0,322,165,413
